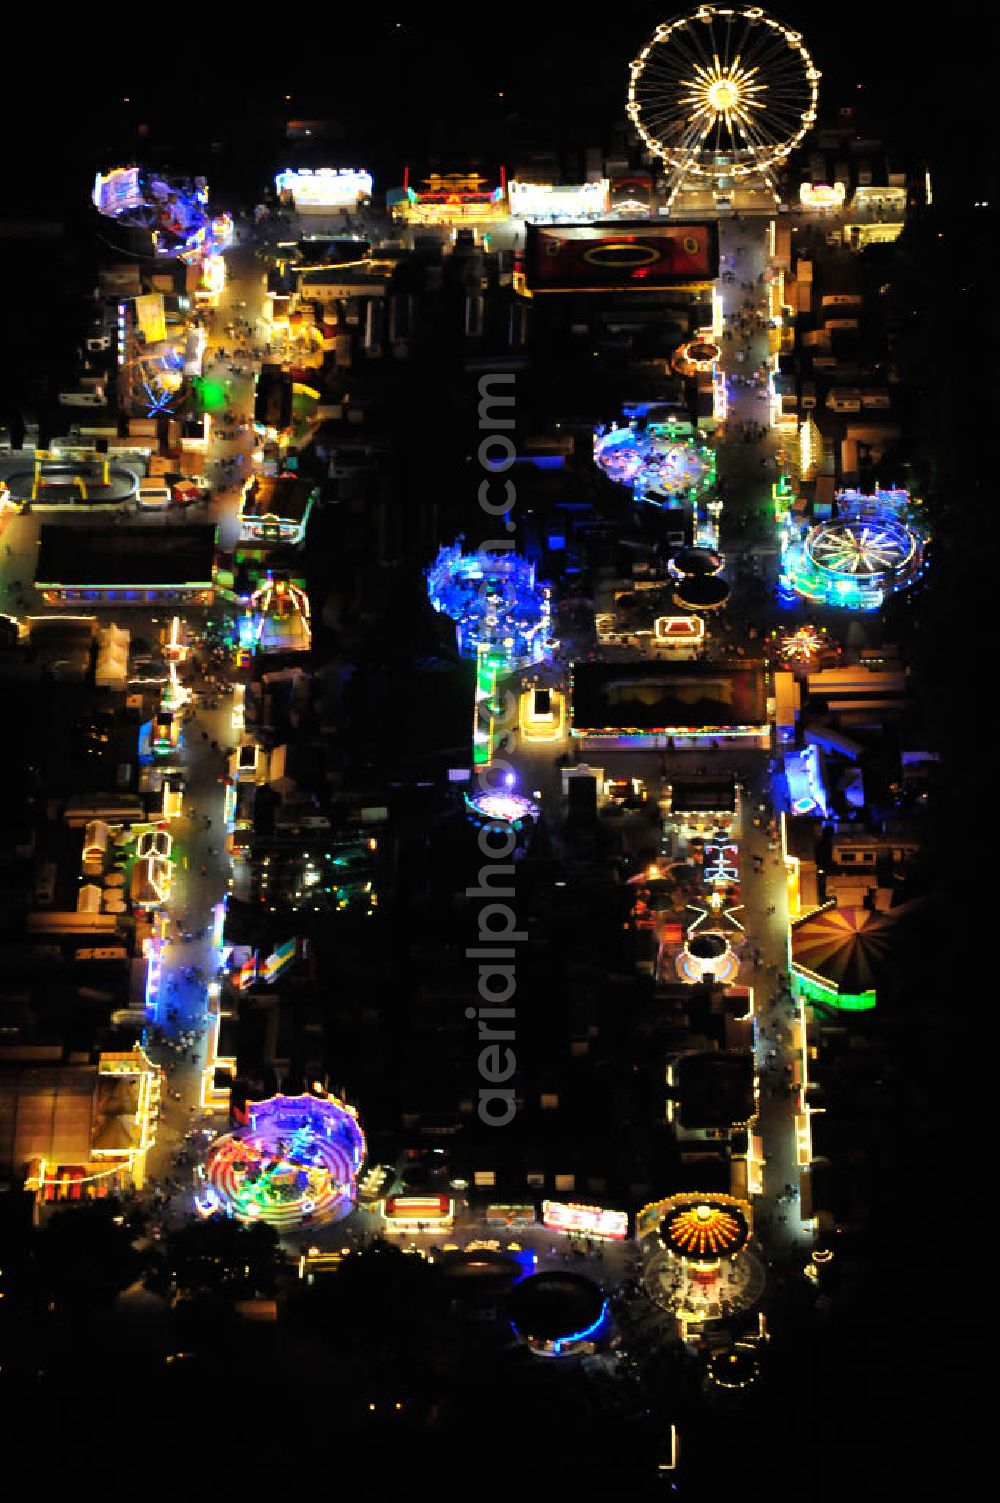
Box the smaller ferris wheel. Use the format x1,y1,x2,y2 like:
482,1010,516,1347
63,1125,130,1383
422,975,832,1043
806,520,915,577
628,6,820,197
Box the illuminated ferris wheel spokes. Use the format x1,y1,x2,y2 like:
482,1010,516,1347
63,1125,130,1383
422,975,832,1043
628,7,819,186
809,523,912,576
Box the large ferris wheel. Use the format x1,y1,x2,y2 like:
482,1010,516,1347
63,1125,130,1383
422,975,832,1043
628,7,820,195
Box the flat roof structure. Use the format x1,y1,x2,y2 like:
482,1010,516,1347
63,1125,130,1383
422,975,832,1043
0,1064,97,1176
37,525,216,587
241,476,314,525
676,1051,755,1130
571,663,766,734
25,616,97,681
523,220,719,294
669,774,737,814
36,525,216,603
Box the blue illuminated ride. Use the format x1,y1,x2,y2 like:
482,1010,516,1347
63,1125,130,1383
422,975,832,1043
92,165,233,264
508,1271,610,1358
779,488,926,611
783,743,829,816
594,414,717,509
465,789,539,830
427,542,552,669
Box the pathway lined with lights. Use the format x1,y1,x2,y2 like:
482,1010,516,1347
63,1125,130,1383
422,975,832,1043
716,211,814,1265
143,246,270,1184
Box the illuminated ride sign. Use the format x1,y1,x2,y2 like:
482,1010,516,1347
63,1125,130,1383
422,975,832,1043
776,624,826,664
383,1194,455,1226
593,416,716,508
426,543,552,671
610,174,653,214
486,1204,537,1226
789,902,883,1011
779,487,926,612
259,936,299,984
465,790,539,829
638,1192,751,1258
799,182,846,209
93,166,142,216
175,214,234,265
783,743,829,815
509,1278,609,1357
243,573,312,654
541,1200,629,1240
197,1091,366,1229
395,172,506,224
134,293,166,345
508,180,610,220
94,165,232,265
677,930,739,984
672,339,721,375
660,1199,750,1261
200,254,226,297
702,842,740,885
275,168,373,210
522,221,718,293
654,615,705,646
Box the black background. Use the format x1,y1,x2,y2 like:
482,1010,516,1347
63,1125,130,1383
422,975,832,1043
0,7,989,1488
1,6,987,207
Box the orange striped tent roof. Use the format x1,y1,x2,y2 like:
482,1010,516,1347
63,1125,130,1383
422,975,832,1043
791,905,902,994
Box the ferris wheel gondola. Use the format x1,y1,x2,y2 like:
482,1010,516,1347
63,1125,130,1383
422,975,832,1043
628,7,819,195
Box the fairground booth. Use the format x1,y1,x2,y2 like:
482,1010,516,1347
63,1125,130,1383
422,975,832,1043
6,1047,162,1211
390,169,506,229
275,168,373,213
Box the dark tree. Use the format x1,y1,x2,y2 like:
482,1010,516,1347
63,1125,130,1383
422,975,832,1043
161,1214,281,1299
33,1199,143,1313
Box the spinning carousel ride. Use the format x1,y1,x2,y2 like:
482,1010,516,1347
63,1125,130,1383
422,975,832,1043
427,543,552,670
465,789,539,830
639,1192,764,1326
595,419,717,509
780,489,927,612
197,1092,365,1231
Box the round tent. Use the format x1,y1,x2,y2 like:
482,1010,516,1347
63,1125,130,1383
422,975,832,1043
790,904,902,1005
673,576,730,612
671,546,723,578
508,1271,607,1354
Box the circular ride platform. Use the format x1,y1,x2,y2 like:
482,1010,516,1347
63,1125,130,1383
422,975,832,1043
198,1092,365,1231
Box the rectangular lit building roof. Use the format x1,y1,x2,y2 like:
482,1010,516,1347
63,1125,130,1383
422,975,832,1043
669,774,737,813
571,663,766,732
524,220,719,293
0,1064,97,1175
36,525,216,588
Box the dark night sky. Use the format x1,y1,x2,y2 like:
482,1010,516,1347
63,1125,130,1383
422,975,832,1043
2,6,988,211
